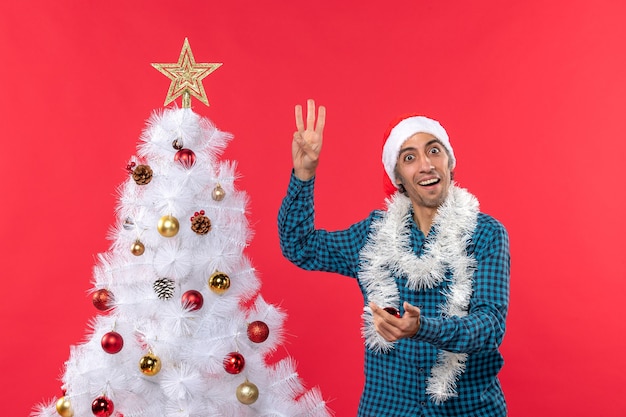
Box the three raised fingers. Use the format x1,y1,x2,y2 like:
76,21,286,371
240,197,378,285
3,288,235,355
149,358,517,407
295,99,325,134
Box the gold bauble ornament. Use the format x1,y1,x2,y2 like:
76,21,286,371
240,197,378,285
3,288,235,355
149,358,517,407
208,271,230,294
212,184,226,201
55,396,74,417
139,352,162,376
131,240,145,256
236,380,259,405
157,215,180,237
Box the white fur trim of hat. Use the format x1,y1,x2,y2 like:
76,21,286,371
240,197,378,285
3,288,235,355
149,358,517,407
382,116,455,188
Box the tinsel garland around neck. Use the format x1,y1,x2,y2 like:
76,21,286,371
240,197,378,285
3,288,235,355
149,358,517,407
358,184,479,403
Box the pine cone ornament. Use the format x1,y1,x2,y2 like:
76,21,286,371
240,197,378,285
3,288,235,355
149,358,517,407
191,211,211,235
132,164,153,185
153,278,175,300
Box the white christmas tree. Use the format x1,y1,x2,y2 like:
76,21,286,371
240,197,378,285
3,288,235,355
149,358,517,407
33,39,331,417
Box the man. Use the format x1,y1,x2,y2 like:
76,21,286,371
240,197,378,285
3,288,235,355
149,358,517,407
278,99,510,416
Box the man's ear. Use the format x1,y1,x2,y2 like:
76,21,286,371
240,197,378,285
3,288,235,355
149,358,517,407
395,177,406,194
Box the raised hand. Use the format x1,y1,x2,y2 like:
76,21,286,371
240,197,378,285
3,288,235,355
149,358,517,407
292,99,326,180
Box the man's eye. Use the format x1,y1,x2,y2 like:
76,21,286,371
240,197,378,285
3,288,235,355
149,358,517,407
429,147,441,154
404,154,415,161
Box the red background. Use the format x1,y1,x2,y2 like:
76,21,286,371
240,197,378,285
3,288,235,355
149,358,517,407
1,1,625,415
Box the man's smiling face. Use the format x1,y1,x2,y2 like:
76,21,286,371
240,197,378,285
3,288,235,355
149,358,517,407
394,132,452,211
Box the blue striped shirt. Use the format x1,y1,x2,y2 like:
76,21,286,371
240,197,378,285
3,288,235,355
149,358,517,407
278,173,510,417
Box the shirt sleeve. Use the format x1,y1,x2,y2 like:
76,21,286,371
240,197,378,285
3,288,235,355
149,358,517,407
413,216,510,354
277,171,371,278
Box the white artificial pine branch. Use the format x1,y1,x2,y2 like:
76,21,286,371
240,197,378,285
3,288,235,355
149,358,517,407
268,358,305,398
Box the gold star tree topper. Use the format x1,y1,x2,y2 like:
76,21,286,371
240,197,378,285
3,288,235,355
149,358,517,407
152,38,222,108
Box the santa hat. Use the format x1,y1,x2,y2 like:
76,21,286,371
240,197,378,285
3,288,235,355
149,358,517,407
382,114,455,196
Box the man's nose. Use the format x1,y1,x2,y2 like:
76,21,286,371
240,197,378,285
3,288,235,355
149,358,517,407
417,154,434,172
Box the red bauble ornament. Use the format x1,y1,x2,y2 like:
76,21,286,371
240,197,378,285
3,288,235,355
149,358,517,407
223,352,245,374
383,307,401,318
247,320,270,343
181,290,204,311
101,331,124,354
92,289,113,311
91,396,114,417
125,161,136,173
174,148,196,168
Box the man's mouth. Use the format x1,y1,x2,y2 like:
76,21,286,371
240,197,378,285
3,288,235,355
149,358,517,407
418,178,440,186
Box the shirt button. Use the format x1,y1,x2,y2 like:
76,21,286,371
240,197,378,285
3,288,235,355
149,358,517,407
418,368,425,374
420,401,426,407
